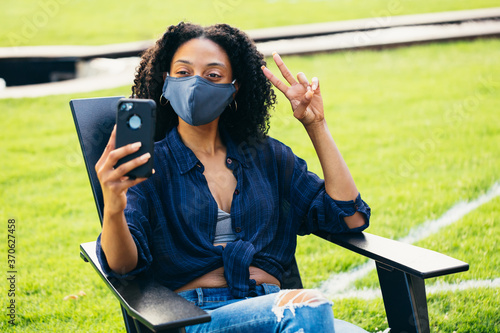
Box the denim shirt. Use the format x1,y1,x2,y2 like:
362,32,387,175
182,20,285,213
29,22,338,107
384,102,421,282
96,127,370,297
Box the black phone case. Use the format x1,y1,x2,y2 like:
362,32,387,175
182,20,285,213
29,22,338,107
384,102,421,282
115,98,156,179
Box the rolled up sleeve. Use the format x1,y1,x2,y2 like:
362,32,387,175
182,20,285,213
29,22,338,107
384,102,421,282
323,192,371,233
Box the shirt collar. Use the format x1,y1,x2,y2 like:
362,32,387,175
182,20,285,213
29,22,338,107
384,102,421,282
165,127,249,175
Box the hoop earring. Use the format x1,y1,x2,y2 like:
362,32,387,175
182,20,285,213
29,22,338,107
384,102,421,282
230,100,238,112
160,94,170,106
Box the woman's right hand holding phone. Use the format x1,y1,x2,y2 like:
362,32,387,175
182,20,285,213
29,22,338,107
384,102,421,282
95,125,151,216
95,125,151,275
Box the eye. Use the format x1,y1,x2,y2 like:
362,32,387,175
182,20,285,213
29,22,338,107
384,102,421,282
205,72,224,82
175,70,190,76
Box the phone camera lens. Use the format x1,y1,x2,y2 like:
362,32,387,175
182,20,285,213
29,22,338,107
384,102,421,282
120,102,134,111
128,114,142,130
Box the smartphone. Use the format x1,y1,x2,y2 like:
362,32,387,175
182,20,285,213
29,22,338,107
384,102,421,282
115,98,156,179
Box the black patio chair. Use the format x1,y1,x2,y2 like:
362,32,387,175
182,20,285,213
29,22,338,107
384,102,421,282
71,96,469,333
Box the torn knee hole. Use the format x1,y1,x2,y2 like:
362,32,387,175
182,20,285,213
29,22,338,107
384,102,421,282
272,289,332,323
276,289,328,307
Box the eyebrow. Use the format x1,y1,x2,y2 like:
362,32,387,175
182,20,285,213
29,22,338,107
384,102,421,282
173,59,192,65
173,59,227,68
207,62,227,68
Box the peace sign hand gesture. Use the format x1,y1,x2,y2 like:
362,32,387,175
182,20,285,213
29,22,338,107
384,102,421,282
262,52,325,128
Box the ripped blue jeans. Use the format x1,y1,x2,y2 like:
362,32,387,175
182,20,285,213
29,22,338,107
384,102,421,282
177,284,368,333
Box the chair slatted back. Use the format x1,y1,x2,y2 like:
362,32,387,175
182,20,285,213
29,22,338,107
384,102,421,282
70,96,123,224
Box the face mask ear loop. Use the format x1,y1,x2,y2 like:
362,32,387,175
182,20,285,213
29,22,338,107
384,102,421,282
160,72,170,106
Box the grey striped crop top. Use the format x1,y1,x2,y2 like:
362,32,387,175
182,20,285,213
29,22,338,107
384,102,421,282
213,209,237,244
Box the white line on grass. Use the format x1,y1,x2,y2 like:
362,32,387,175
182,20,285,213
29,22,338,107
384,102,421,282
319,182,500,298
399,182,500,244
331,278,500,300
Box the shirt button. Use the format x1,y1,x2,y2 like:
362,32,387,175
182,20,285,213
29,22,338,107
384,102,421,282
196,163,202,168
354,204,359,210
226,158,232,164
235,227,242,233
234,189,240,195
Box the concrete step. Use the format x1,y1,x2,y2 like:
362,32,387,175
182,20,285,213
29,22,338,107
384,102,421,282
257,19,500,56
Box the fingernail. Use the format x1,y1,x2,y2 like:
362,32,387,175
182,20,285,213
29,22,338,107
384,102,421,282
272,51,278,56
141,152,151,160
132,142,142,149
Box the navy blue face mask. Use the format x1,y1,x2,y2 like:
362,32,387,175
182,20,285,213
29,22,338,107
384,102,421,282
162,74,237,126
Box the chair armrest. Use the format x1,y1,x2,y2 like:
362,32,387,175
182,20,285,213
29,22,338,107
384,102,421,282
314,231,469,279
80,241,210,332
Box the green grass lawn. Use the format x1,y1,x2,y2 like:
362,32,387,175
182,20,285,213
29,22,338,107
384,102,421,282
2,0,500,46
333,197,500,332
1,38,499,332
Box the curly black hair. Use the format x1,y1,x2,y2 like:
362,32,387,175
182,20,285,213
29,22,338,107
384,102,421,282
131,22,276,142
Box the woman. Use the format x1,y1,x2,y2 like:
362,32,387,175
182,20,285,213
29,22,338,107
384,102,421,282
96,22,370,332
